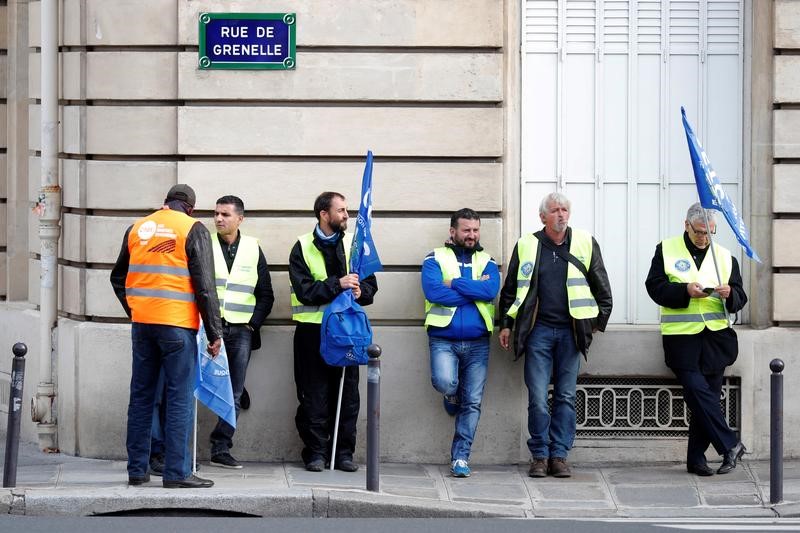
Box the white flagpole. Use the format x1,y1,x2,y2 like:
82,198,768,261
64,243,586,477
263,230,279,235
193,398,198,475
702,209,733,328
330,367,346,471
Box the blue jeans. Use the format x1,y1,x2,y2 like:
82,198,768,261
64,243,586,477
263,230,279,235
150,369,194,474
524,324,581,459
210,324,252,456
127,323,196,482
429,336,490,462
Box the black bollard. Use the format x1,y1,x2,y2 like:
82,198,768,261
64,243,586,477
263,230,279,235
366,344,381,492
3,343,28,488
770,358,784,505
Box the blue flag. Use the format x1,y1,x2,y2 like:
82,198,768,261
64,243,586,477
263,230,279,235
194,323,236,428
349,150,383,279
681,107,761,263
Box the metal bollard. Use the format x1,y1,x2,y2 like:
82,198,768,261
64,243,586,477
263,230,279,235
3,343,28,488
770,358,784,505
366,343,381,492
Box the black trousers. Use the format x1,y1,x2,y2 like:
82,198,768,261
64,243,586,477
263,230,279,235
293,322,360,465
672,368,738,465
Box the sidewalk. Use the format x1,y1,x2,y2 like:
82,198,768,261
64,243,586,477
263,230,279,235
1,440,799,518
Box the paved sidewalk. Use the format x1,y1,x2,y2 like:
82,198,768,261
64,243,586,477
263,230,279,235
1,441,799,518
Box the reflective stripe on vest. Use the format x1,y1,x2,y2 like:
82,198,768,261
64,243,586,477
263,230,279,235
505,229,598,320
423,247,495,333
290,232,353,324
212,233,260,324
125,209,199,329
660,236,732,335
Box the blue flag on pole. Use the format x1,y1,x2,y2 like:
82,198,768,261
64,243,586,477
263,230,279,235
349,150,383,279
680,107,761,263
194,323,236,428
320,151,381,367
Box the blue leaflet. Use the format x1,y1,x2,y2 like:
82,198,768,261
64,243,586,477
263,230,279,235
195,323,236,428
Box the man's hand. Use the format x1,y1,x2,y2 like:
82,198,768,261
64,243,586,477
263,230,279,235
339,273,360,290
443,279,452,288
686,282,709,298
499,328,511,351
207,338,222,358
714,284,731,298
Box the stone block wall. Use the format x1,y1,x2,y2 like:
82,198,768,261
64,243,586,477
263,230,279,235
774,0,800,323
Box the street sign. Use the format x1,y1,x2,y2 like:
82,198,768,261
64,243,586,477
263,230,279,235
198,13,296,70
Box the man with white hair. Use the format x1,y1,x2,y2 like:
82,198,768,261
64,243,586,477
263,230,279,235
645,202,748,476
499,192,612,478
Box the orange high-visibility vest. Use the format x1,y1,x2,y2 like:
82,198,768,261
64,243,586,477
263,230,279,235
125,209,199,329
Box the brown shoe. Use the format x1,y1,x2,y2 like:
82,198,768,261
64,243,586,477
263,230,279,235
528,458,548,478
548,457,571,478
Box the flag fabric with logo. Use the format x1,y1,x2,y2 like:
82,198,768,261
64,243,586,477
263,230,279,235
681,106,761,262
349,150,383,279
321,150,381,367
195,323,236,428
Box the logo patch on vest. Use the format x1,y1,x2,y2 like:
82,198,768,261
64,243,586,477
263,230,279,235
675,259,691,272
520,261,534,278
137,220,157,242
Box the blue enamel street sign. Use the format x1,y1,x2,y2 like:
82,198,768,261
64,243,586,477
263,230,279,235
198,13,296,70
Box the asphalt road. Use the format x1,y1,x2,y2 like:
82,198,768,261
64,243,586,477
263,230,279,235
2,517,800,533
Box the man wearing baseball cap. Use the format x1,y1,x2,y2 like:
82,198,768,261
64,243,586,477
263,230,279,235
111,184,223,488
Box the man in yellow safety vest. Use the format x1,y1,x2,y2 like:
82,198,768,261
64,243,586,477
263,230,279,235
422,208,500,478
498,192,612,479
208,195,274,469
645,202,748,476
289,191,378,472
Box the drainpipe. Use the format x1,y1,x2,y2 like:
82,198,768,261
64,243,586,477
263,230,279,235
31,0,60,451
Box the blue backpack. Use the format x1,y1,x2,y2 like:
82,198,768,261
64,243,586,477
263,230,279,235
320,290,373,366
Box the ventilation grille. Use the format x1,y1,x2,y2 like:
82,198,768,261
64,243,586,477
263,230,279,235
564,376,740,438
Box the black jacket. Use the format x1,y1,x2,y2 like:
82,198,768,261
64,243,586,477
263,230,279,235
499,227,613,360
110,212,223,343
644,233,747,372
288,231,378,314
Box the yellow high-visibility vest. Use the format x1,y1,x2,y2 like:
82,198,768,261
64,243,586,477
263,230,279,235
423,247,495,333
506,229,598,320
291,232,353,324
660,236,731,335
212,233,259,324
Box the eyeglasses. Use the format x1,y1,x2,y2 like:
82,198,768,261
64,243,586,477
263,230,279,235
688,222,716,236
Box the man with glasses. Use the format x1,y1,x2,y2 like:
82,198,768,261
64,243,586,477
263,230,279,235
645,202,748,476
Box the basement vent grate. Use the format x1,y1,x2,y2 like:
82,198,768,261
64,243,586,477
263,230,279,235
553,376,741,439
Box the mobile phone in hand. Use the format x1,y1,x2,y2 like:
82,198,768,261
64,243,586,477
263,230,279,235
701,287,715,295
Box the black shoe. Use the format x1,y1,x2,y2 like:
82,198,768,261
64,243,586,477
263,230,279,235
163,474,214,489
149,453,164,476
305,458,325,472
687,463,714,476
210,452,243,469
240,387,251,410
718,442,746,474
334,459,359,472
128,473,150,486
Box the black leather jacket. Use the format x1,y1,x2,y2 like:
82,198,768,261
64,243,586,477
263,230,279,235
110,210,223,343
498,227,613,360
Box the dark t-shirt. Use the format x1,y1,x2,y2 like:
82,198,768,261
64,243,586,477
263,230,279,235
535,235,570,327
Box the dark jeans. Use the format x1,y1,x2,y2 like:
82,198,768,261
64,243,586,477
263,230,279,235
293,322,359,465
150,369,193,473
209,324,252,456
672,368,738,465
127,323,196,482
524,324,581,459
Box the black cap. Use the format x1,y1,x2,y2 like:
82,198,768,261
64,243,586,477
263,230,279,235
165,184,196,208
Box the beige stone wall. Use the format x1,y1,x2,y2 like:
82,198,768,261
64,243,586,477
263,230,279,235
774,0,800,322
26,0,505,320
0,3,8,299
